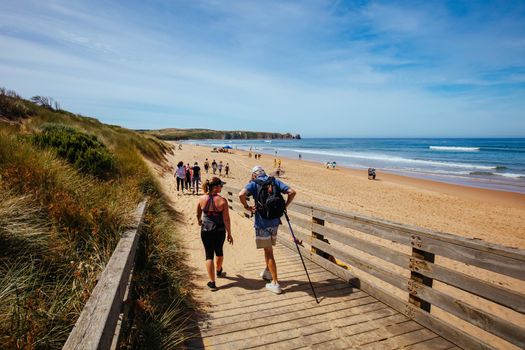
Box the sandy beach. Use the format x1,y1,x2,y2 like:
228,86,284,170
169,142,525,249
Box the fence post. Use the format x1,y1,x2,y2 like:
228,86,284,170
312,214,335,262
408,234,435,312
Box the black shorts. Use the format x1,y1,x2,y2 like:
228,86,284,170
201,228,226,260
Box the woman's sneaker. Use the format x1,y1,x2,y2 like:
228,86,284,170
260,268,272,281
265,282,282,294
217,268,226,278
207,281,218,291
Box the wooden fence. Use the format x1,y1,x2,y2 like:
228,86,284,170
63,200,147,350
223,186,525,350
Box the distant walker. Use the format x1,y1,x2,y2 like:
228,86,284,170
368,168,376,180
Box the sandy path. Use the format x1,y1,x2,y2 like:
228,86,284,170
152,152,276,307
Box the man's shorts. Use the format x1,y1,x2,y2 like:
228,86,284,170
255,226,279,249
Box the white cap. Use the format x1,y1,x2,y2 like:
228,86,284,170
251,165,265,175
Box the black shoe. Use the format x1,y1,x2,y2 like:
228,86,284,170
207,281,218,291
217,268,226,278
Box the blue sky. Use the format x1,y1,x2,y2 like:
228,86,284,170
1,0,524,137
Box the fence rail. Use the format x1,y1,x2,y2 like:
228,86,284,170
63,200,147,350
223,186,525,350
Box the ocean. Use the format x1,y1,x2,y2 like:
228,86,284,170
186,138,525,194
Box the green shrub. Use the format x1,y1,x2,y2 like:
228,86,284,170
31,124,116,180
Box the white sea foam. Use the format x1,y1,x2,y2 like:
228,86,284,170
499,173,525,179
429,146,480,151
290,149,495,170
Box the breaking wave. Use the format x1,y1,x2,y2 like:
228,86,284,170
430,146,480,152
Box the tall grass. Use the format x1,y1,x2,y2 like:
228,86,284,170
0,90,193,349
119,195,196,349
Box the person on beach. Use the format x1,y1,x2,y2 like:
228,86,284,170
368,168,376,180
185,163,192,191
192,162,201,194
225,162,230,177
204,158,210,174
238,166,296,294
197,177,233,291
298,154,302,160
276,165,282,178
175,161,186,193
218,161,223,175
212,159,218,174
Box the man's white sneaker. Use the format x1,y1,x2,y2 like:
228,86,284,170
265,282,282,294
260,268,272,281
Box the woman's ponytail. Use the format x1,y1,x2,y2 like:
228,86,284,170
202,179,210,194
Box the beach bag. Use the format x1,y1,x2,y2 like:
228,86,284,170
201,218,217,232
254,177,286,219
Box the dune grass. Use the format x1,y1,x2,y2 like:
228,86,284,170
0,89,194,349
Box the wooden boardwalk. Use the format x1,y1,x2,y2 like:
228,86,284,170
196,242,457,350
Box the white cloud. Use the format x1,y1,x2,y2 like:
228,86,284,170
0,0,524,136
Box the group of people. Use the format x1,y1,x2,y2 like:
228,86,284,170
196,165,295,294
325,161,337,169
203,158,230,177
368,167,377,180
174,161,202,194
249,152,262,159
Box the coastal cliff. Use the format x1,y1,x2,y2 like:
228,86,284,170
138,128,301,140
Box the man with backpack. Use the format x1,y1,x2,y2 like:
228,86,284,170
238,165,296,294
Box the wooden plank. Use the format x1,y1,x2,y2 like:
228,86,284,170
305,316,414,349
415,235,525,281
202,297,380,341
204,302,379,346
287,204,413,246
403,336,456,350
288,213,525,313
309,207,525,280
288,213,410,268
277,236,496,350
292,201,525,262
355,279,497,350
358,328,438,350
287,202,312,217
287,228,409,292
63,200,147,350
289,212,525,314
343,320,423,347
414,257,525,314
414,282,525,348
258,312,406,350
